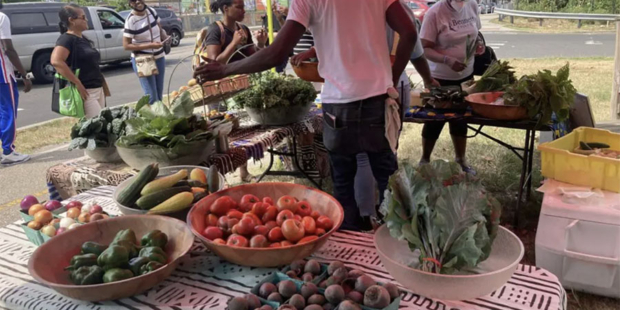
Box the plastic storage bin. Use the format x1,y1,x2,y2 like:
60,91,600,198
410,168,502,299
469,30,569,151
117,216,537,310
535,192,620,298
538,127,620,193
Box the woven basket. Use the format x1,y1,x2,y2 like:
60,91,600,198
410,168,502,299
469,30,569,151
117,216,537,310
218,78,236,94
232,75,250,91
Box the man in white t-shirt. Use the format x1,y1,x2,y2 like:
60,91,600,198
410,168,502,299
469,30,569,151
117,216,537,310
195,0,417,231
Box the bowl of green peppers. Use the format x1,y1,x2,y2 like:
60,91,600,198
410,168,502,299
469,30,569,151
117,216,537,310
27,215,194,301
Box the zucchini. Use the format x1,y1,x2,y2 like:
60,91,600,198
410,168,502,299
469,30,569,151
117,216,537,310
579,141,592,150
136,186,192,210
207,165,220,193
586,142,610,149
173,180,205,188
117,163,159,206
141,169,188,196
173,180,190,187
147,192,195,215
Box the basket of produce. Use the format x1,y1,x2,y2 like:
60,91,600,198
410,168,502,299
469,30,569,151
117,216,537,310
115,93,217,170
376,161,524,300
233,72,317,126
68,106,135,163
465,91,528,121
421,86,468,110
539,127,620,192
113,164,226,220
187,182,344,267
232,75,251,90
291,61,324,83
218,78,236,94
28,215,193,301
203,81,220,97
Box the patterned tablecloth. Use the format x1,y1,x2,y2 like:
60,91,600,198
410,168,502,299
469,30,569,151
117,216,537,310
0,186,566,310
46,113,326,201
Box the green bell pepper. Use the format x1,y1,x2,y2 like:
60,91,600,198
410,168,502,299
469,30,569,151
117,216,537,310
140,261,164,275
128,256,151,276
111,239,139,259
97,245,129,271
64,253,98,271
141,230,168,249
138,246,167,264
112,229,138,245
80,241,108,256
70,265,104,285
102,268,134,283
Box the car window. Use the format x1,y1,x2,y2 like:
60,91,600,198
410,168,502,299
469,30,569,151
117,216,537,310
156,10,171,18
44,12,60,25
408,2,420,9
11,12,48,28
97,10,125,29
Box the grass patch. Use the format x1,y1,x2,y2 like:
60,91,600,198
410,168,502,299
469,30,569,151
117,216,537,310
491,16,616,33
15,118,77,154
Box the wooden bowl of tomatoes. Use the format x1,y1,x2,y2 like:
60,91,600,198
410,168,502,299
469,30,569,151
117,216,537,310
186,182,344,267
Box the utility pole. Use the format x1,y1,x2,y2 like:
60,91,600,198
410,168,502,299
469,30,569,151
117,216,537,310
612,20,620,120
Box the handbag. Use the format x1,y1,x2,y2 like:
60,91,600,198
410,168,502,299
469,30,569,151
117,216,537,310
135,9,159,77
473,32,497,76
51,37,85,118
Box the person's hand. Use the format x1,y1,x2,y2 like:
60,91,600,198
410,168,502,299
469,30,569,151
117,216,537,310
254,29,268,46
279,6,288,16
148,42,163,49
444,56,467,72
232,29,245,46
424,78,440,89
291,50,313,67
195,57,226,83
76,82,89,101
22,78,32,93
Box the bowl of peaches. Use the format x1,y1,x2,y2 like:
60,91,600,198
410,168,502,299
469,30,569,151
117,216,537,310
187,183,344,267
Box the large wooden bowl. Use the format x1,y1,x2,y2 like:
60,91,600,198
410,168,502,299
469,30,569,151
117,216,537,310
291,61,324,83
28,215,194,301
465,92,528,121
187,183,344,267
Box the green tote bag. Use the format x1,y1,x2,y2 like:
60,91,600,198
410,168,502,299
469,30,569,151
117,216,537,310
55,69,85,118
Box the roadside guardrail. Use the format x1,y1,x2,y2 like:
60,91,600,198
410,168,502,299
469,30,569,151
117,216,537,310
495,8,620,28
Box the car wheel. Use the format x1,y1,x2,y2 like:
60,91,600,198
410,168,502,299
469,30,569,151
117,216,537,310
32,52,55,84
170,29,181,47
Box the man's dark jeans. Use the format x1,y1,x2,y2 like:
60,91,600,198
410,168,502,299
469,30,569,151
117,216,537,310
322,95,398,231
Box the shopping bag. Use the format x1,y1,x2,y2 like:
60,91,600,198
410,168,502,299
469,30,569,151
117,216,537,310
55,69,85,118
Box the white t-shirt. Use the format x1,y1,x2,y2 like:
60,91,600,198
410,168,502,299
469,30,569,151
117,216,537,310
123,8,165,59
420,0,481,80
287,0,396,103
0,12,15,84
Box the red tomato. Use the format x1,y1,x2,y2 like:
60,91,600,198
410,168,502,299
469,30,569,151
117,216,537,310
316,228,326,236
297,235,319,244
281,240,294,247
316,216,334,231
293,215,302,221
231,224,240,235
227,209,244,220
269,242,282,248
218,216,239,235
262,197,274,205
276,210,295,226
264,220,277,230
277,195,298,213
281,219,305,242
205,214,219,227
213,238,226,245
239,194,260,212
243,213,263,226
262,205,278,223
227,234,249,247
295,201,312,217
250,235,269,248
251,202,269,217
202,227,224,241
301,216,316,235
254,225,270,236
268,227,284,242
237,217,255,236
211,196,237,216
310,211,320,220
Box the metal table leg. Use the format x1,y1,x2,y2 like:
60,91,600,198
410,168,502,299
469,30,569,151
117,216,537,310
526,130,536,201
515,129,531,228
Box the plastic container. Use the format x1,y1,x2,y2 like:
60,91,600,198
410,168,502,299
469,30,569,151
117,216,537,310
21,223,45,246
535,192,620,298
538,127,620,193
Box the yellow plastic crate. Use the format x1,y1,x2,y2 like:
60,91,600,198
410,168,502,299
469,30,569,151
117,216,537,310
538,127,620,192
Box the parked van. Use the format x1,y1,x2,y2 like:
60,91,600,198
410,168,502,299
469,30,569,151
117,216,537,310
0,2,131,84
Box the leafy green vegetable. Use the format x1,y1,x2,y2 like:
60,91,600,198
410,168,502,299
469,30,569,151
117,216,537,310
464,34,477,64
503,63,576,128
380,161,501,274
474,61,517,93
232,72,317,110
68,106,136,151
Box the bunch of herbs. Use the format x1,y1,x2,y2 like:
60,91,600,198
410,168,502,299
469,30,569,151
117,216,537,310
232,72,317,110
474,60,517,93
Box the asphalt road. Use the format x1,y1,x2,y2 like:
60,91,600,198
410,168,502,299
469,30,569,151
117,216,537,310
484,32,615,59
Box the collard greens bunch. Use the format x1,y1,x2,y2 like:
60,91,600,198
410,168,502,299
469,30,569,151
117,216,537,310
69,106,136,151
380,161,501,275
233,72,317,110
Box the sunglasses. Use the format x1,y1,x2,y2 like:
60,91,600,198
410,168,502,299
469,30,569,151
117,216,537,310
73,15,87,21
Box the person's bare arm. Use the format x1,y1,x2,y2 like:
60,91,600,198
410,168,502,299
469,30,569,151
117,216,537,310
411,55,438,88
123,36,161,51
195,20,306,81
386,2,417,87
1,39,31,92
158,21,168,41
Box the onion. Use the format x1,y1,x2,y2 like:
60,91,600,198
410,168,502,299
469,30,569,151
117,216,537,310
44,200,62,212
65,201,83,210
68,223,81,230
20,195,39,212
59,218,75,229
89,204,103,215
41,225,56,237
56,227,67,235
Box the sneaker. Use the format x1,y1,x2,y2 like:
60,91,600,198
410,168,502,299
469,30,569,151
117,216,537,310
1,152,30,165
459,164,477,176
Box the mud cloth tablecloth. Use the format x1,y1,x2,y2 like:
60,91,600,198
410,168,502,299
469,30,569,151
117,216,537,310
0,186,566,310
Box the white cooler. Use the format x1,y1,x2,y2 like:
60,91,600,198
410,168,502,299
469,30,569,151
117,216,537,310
535,190,620,298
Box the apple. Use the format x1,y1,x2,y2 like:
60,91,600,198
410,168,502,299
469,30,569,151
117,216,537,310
227,234,249,247
205,214,219,227
28,204,45,216
277,196,298,213
239,194,260,212
276,210,295,226
213,238,226,245
263,197,274,205
250,235,269,248
65,200,83,210
310,211,320,220
211,196,237,216
89,204,103,215
203,227,224,241
254,225,270,236
264,221,277,231
262,205,278,223
281,219,305,242
268,227,284,242
251,202,269,217
41,225,56,237
243,213,263,226
20,195,39,212
44,200,62,212
269,242,282,248
296,201,312,217
227,209,244,220
316,216,334,231
301,216,316,235
237,218,255,236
